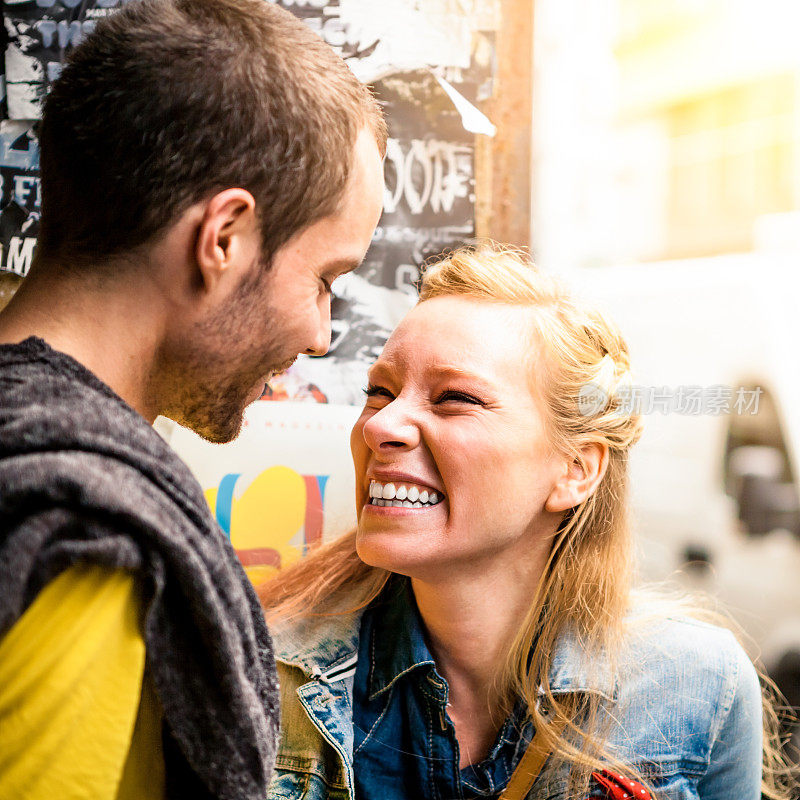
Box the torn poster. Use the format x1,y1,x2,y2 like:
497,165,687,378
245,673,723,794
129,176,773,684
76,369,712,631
4,0,130,120
267,0,498,87
0,120,39,277
0,1,494,408
268,69,476,405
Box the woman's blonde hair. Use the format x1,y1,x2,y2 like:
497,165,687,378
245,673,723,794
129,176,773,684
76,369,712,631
260,242,794,799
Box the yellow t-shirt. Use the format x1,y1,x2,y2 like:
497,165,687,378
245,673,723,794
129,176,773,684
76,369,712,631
0,564,165,800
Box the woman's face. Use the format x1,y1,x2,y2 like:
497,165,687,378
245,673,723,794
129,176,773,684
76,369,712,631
350,295,568,579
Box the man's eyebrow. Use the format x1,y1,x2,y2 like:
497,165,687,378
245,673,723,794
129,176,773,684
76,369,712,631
321,257,363,275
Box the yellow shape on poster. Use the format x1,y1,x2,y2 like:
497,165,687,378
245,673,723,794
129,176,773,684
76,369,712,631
231,466,305,575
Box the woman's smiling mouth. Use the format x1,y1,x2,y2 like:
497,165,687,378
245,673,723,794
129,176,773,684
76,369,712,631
367,480,444,508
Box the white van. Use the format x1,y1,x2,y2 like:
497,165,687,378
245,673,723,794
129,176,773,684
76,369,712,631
574,253,800,715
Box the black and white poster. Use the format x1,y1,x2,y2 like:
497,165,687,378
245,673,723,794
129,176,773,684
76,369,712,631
265,1,498,404
4,0,130,120
0,119,39,278
276,69,477,404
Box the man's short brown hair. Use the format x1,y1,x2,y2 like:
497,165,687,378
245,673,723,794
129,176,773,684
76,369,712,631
36,0,386,268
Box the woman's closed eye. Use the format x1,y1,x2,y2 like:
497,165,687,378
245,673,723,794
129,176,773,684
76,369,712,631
363,385,484,407
435,389,484,405
363,384,393,399
362,384,394,408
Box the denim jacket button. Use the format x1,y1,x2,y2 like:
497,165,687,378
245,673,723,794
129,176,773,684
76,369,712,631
312,694,330,711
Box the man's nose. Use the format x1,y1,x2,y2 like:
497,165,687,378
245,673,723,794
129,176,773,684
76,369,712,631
305,304,332,357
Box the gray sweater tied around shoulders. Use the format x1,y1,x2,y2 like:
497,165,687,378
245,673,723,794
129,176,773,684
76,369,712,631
0,337,279,800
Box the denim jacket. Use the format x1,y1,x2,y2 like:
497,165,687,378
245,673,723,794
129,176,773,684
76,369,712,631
267,592,762,800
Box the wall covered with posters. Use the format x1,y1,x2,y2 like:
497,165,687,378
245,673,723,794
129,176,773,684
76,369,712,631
1,0,499,574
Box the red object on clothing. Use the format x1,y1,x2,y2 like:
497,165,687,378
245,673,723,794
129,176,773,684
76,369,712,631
591,769,653,799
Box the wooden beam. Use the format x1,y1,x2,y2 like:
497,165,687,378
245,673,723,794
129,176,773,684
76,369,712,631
475,0,534,246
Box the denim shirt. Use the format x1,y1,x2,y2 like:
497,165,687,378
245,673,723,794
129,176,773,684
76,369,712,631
353,580,535,799
267,584,762,800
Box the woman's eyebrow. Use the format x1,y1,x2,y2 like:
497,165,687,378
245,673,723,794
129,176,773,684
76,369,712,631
426,364,494,386
366,363,496,392
366,362,391,382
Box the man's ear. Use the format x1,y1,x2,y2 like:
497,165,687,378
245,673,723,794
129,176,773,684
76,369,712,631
194,188,259,292
545,442,609,513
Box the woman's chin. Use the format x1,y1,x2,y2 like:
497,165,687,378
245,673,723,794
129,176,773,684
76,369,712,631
355,528,438,576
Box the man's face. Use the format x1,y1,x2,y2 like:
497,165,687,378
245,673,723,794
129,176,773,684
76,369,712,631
166,127,385,442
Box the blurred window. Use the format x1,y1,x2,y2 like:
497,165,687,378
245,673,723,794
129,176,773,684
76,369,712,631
723,385,800,537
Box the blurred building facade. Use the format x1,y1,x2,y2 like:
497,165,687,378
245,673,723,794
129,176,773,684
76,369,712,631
532,0,800,268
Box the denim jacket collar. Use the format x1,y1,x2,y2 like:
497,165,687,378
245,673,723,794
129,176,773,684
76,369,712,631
548,627,617,701
270,585,617,702
270,603,362,683
367,580,436,699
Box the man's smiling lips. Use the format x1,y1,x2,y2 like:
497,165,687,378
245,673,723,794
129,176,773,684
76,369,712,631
266,355,298,383
246,356,298,403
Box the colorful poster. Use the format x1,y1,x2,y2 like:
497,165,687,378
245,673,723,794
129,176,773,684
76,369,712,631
157,403,361,585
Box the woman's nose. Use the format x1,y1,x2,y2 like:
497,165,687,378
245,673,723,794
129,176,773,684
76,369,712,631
361,400,421,454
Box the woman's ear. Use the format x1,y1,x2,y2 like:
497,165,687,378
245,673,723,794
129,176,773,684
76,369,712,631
545,442,609,513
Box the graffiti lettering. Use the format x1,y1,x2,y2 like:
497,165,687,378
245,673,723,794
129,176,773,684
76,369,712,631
36,19,96,49
296,15,359,50
13,176,40,209
383,138,472,216
4,237,35,277
375,224,474,245
395,263,420,296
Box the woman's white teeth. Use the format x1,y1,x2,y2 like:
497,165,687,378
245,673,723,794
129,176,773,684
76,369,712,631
370,498,426,508
368,480,443,507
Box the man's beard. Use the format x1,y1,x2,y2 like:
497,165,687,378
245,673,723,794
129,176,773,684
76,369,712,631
174,380,250,444
156,316,298,444
167,351,298,444
155,256,305,443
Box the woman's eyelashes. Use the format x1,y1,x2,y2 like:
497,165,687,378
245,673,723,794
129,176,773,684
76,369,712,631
362,384,485,406
436,390,484,405
363,384,393,400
